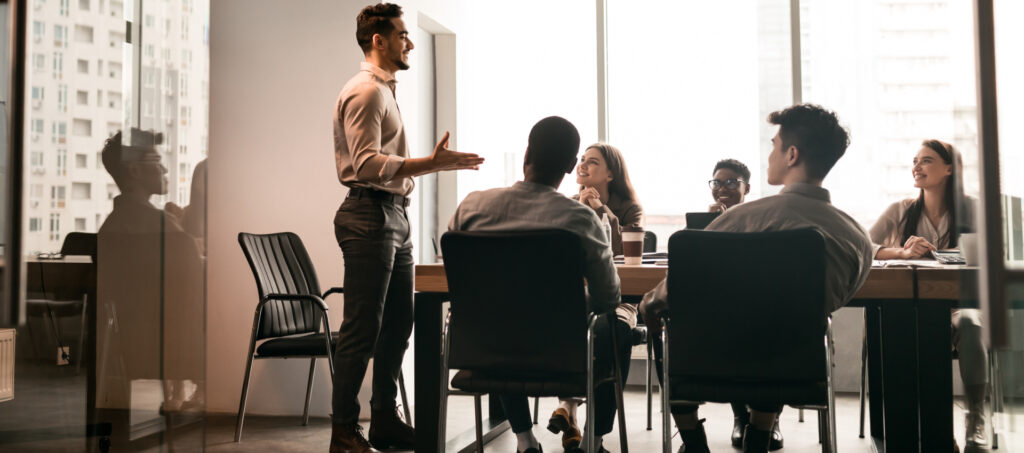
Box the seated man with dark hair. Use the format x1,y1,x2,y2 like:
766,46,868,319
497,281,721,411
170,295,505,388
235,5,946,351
449,116,634,453
641,104,873,453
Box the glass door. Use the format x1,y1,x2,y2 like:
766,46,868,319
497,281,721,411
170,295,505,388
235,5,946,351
0,0,208,450
978,0,1023,449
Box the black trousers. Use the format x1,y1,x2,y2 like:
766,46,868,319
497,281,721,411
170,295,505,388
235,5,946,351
499,316,632,435
331,195,414,424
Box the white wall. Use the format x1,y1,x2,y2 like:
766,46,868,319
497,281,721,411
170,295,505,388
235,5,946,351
207,0,360,417
208,0,467,418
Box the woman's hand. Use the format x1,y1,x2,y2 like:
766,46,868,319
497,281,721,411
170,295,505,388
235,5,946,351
901,235,937,259
579,186,603,209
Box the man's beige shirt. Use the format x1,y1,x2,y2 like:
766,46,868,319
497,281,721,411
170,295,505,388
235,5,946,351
334,62,413,196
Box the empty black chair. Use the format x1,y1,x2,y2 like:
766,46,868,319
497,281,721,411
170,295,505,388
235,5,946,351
25,232,97,373
235,232,411,442
656,229,836,453
438,230,628,453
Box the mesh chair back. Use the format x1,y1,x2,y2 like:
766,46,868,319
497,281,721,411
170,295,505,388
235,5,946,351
61,232,97,258
441,230,589,374
667,229,827,382
238,232,323,340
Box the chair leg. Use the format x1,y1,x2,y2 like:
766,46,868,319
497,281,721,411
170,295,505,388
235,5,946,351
608,320,629,453
474,395,484,453
302,358,316,426
799,408,805,422
399,370,412,425
859,313,868,438
439,312,452,453
817,409,824,444
533,396,540,425
586,316,597,453
661,321,673,453
646,338,653,431
236,311,263,443
234,351,257,442
76,295,88,375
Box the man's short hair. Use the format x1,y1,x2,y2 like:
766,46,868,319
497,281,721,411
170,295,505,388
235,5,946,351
356,3,403,54
525,116,581,177
713,158,751,182
767,104,850,180
101,128,163,189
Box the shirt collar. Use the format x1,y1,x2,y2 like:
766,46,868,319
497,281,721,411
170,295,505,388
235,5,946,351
780,183,831,203
513,180,558,193
360,62,396,85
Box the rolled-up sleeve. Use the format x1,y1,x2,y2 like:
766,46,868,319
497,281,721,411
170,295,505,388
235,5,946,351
341,84,406,184
869,201,903,257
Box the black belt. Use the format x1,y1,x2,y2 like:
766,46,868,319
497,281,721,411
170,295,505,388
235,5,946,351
346,186,410,207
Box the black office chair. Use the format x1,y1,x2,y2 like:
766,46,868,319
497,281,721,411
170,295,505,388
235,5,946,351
438,230,629,453
657,229,837,453
25,232,97,373
235,232,411,442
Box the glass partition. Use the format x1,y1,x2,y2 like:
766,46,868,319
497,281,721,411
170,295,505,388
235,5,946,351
0,0,208,449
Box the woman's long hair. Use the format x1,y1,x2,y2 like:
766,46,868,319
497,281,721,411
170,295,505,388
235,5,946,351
899,139,969,248
580,143,638,203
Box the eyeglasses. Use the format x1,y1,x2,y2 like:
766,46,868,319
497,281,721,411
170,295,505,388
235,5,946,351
708,178,745,190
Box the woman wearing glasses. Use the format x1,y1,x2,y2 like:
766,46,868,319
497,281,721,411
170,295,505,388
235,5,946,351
708,158,752,213
869,139,987,452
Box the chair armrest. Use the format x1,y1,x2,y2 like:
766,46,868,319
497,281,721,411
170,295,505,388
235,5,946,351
261,293,330,312
322,287,344,300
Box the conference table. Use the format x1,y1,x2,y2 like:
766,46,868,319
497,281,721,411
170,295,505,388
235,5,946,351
413,263,967,453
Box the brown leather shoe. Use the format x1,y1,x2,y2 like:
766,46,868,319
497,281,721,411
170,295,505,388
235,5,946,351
369,408,415,450
546,407,582,449
330,424,380,453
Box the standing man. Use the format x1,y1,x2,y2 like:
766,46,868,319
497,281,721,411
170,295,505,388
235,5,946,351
330,4,484,452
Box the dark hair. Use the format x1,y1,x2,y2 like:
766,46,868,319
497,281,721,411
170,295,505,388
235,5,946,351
712,158,751,182
899,139,969,248
356,3,403,54
101,129,163,189
767,104,850,180
579,143,638,202
525,116,580,178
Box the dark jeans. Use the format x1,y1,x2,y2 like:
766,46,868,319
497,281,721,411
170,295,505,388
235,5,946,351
499,316,632,435
331,194,414,424
649,332,783,415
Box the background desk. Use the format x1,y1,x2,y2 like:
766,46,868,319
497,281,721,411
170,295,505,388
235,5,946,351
413,264,966,453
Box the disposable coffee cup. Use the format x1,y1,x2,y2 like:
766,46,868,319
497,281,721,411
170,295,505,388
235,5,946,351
622,227,644,265
959,233,979,266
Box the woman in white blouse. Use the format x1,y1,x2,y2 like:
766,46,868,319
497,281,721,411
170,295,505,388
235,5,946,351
869,139,988,452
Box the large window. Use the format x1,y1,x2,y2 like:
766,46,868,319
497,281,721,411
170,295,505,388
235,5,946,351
607,0,793,247
457,0,597,201
800,0,979,229
458,0,984,253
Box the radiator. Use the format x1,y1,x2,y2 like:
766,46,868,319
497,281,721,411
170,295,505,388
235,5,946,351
0,328,14,402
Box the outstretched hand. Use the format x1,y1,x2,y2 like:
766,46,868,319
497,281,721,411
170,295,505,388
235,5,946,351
430,131,484,171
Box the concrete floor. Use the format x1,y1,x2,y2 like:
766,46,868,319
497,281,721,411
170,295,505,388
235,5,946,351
204,389,961,453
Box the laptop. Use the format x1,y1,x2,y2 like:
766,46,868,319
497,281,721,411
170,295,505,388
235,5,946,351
685,211,722,230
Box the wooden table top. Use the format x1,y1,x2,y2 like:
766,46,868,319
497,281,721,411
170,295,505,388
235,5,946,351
414,263,970,300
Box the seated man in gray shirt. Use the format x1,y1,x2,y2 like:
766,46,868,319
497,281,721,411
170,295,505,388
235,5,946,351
449,116,634,453
640,104,873,453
